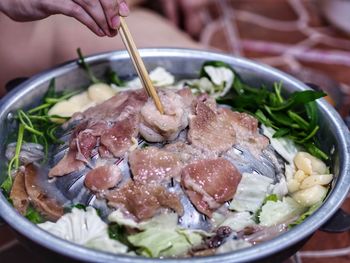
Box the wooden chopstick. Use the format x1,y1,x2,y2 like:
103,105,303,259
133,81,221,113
119,17,164,114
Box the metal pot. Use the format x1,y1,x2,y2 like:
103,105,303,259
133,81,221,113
0,49,349,262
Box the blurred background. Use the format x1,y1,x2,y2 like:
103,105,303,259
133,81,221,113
0,0,350,262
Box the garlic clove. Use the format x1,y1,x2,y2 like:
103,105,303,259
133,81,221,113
287,179,300,193
292,185,328,207
300,174,333,190
88,83,116,103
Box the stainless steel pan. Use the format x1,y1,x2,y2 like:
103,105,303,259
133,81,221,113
0,49,349,262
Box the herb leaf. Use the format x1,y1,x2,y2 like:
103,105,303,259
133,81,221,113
106,69,125,86
25,206,44,224
77,48,100,84
212,61,327,159
109,223,134,249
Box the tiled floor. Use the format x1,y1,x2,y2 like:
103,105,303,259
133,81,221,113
1,0,350,262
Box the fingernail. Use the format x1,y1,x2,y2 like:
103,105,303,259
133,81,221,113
111,15,120,30
98,28,105,36
119,2,129,16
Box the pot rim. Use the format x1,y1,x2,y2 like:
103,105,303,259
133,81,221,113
0,48,349,263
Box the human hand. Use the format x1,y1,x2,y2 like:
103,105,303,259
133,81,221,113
159,0,210,38
0,0,129,37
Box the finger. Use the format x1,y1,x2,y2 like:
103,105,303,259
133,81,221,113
100,0,119,30
117,0,129,17
44,0,105,36
73,0,112,36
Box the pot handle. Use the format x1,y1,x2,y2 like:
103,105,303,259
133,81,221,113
320,209,350,232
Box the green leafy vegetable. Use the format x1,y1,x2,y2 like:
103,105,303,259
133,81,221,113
0,186,13,205
289,202,322,228
108,223,134,249
72,203,87,210
25,206,44,224
211,60,327,160
77,48,100,84
1,124,25,194
64,203,87,214
255,194,279,223
199,61,236,97
259,197,305,227
106,69,125,87
39,207,128,254
2,79,80,194
1,175,13,194
128,228,202,258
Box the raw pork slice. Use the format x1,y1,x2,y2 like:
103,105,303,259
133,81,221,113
220,109,269,155
181,158,241,217
100,112,139,158
84,164,122,192
70,90,147,123
106,182,183,221
188,98,236,153
139,89,189,142
164,141,216,164
129,146,182,183
49,138,86,177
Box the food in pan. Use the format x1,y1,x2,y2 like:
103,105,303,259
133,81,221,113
1,50,331,258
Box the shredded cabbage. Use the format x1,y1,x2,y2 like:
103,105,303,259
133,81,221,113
108,210,178,230
109,211,206,257
216,239,252,254
178,77,215,95
219,212,256,231
259,197,305,227
203,65,234,97
229,173,273,213
39,207,127,254
261,124,299,164
127,67,175,88
272,177,289,198
128,227,202,258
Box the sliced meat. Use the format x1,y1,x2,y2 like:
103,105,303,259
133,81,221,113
86,121,109,137
100,112,139,158
177,88,195,108
139,89,189,142
49,139,85,177
50,91,146,177
24,164,64,221
129,146,182,184
106,182,183,221
98,145,113,159
84,164,122,192
70,90,147,123
10,170,29,215
164,141,216,164
181,158,241,217
220,109,269,155
188,99,236,153
76,130,97,162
